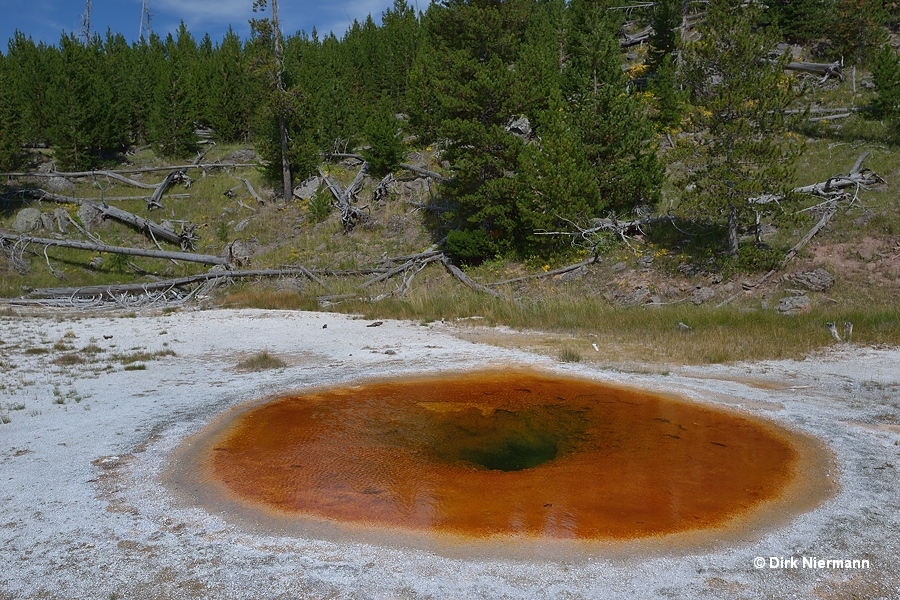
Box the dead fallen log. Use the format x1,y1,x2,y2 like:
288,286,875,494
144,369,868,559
361,252,443,288
750,152,883,205
399,163,448,182
242,178,264,204
486,255,600,287
0,163,257,179
784,60,843,82
9,188,197,250
716,204,839,307
326,152,449,182
0,231,226,266
147,170,191,210
535,215,675,242
25,267,321,299
620,26,653,48
440,255,505,299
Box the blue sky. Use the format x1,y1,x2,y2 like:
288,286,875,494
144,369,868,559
1,0,416,48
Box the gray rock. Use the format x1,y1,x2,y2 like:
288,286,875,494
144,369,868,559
40,212,55,231
623,287,651,305
77,203,103,231
234,217,251,233
776,294,811,314
506,116,532,140
559,266,587,282
690,286,716,305
53,208,70,233
275,277,305,292
13,208,43,232
785,269,835,292
293,176,321,200
46,177,74,193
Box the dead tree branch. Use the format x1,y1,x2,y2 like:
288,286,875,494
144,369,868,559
25,267,321,299
147,169,191,210
0,231,226,266
9,188,198,250
486,255,601,287
319,162,370,232
440,255,505,299
750,152,883,205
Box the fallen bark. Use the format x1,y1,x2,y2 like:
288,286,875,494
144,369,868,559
0,231,226,266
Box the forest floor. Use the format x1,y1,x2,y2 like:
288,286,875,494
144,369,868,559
0,308,899,599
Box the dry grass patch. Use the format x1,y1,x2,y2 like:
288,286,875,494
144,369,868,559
236,351,287,371
52,353,85,366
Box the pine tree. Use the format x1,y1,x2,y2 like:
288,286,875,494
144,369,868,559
563,0,662,217
45,34,121,169
831,0,888,65
362,97,407,176
516,99,597,254
408,0,559,262
6,33,54,147
0,54,26,171
873,44,900,137
149,25,199,157
766,0,837,45
679,0,804,257
206,28,254,142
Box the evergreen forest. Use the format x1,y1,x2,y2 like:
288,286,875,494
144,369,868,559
1,0,900,287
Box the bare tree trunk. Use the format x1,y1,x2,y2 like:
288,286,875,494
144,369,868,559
271,0,292,202
728,206,739,257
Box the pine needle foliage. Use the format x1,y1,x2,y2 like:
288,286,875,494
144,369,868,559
679,0,805,257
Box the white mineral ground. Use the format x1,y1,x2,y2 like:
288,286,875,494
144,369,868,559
1,308,898,599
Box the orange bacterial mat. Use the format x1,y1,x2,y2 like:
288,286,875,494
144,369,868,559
191,371,813,542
